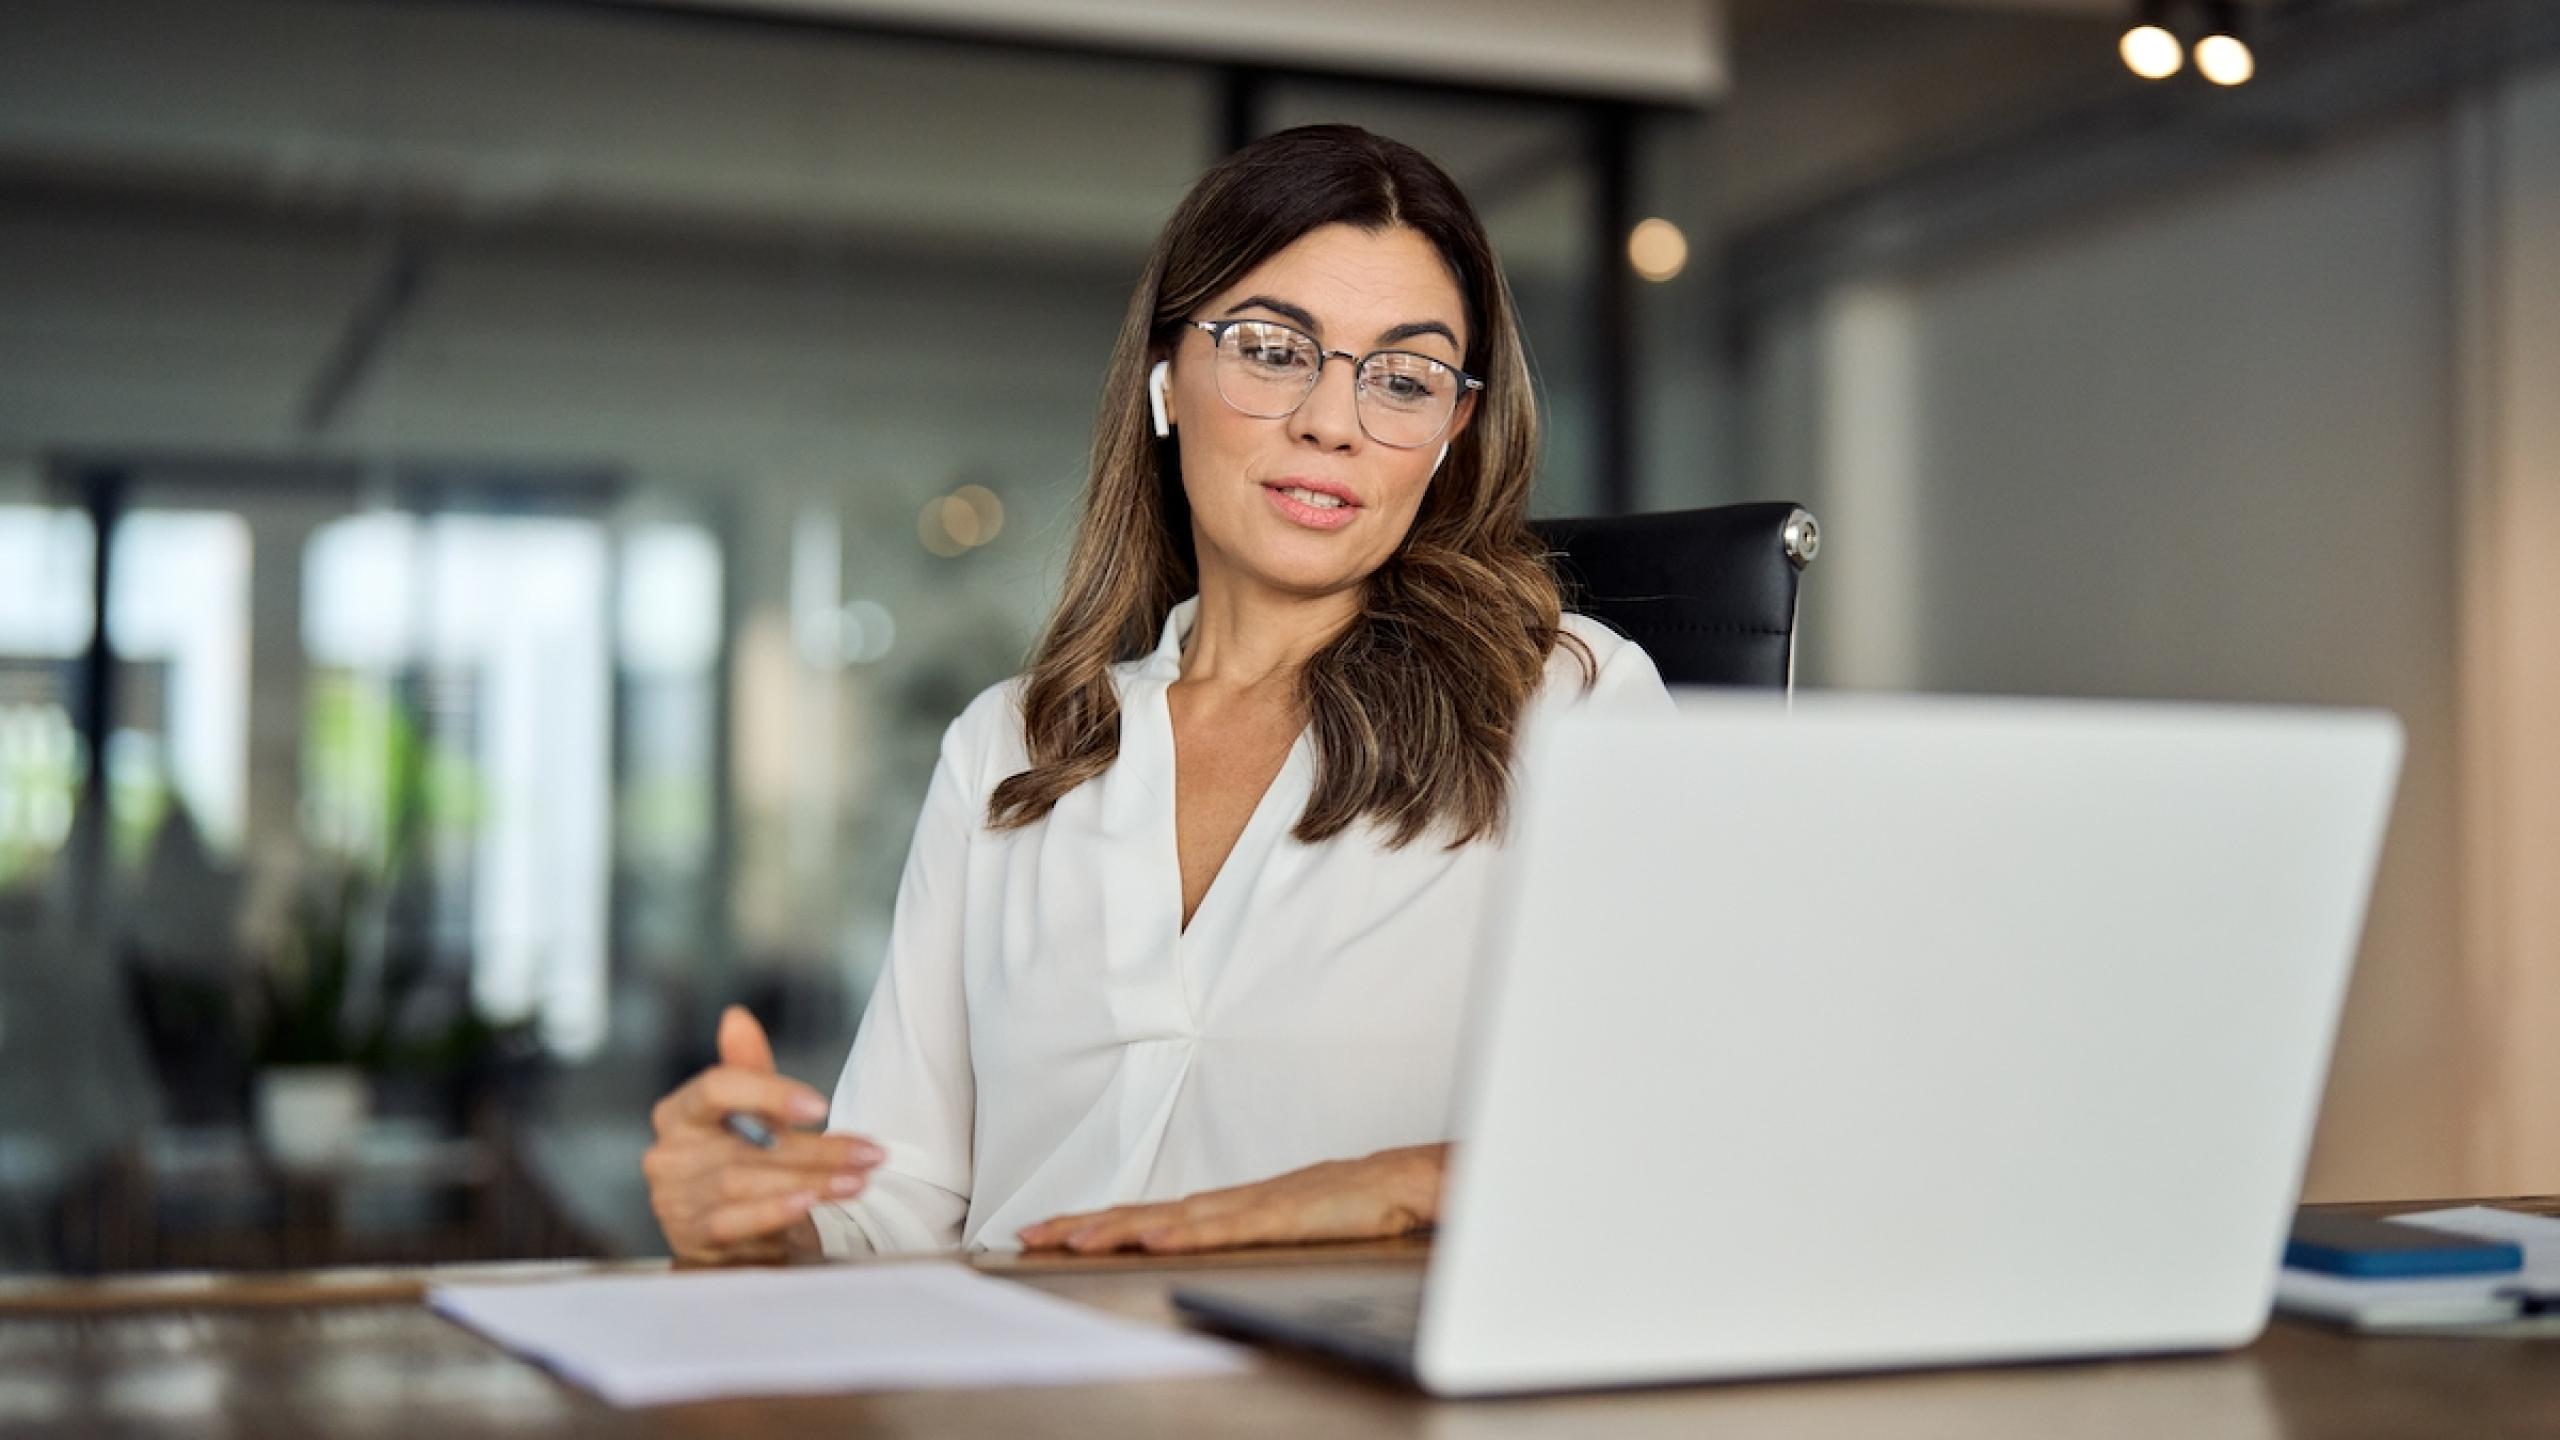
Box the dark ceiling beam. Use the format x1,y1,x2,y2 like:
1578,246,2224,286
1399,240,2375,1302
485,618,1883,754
298,237,430,435
0,156,1155,295
45,447,625,510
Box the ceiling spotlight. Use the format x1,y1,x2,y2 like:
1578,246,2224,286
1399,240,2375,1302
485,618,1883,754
2119,0,2182,81
1627,218,1688,283
2195,1,2255,86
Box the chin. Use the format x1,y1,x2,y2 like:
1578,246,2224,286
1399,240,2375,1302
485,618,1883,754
1253,560,1370,599
1233,543,1375,599
1193,505,1396,598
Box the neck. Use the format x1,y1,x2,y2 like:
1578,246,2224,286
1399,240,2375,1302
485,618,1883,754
1178,564,1360,693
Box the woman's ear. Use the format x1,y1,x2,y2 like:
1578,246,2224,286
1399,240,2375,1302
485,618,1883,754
1449,387,1478,440
1433,389,1478,476
1148,360,1174,439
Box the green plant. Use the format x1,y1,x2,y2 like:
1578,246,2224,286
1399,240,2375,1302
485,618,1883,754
254,678,535,1074
250,864,395,1068
249,859,544,1080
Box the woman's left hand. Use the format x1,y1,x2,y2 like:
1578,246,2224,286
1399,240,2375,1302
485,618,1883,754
1016,1143,1447,1255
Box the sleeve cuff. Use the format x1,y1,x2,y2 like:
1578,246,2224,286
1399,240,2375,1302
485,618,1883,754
805,1170,970,1258
807,1199,879,1260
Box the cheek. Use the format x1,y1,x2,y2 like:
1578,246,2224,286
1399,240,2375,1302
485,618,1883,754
1173,407,1259,493
1380,458,1440,524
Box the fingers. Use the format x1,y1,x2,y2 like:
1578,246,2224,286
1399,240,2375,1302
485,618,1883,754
1015,1211,1087,1251
1014,1154,1436,1256
1019,1186,1239,1247
717,1004,777,1073
1112,1192,1398,1255
662,1128,882,1173
1125,1207,1276,1255
1015,1210,1107,1250
701,1188,820,1246
704,1159,869,1207
1119,1193,1289,1254
670,1067,830,1131
648,1131,881,1189
1019,1201,1193,1254
645,1129,882,1262
643,1018,883,1265
766,1131,884,1173
655,1159,862,1259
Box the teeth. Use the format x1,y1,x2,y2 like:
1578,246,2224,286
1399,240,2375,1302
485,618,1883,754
1279,486,1345,510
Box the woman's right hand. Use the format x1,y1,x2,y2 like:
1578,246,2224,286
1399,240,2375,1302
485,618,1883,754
644,1005,884,1264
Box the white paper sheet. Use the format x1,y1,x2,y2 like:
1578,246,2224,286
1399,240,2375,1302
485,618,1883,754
2390,1204,2560,1279
429,1261,1248,1406
2274,1205,2560,1329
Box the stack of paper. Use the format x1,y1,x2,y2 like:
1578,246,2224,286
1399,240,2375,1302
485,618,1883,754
2275,1206,2560,1332
430,1261,1248,1406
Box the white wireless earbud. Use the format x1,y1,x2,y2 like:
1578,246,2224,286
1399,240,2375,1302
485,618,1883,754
1431,442,1450,479
1147,360,1173,439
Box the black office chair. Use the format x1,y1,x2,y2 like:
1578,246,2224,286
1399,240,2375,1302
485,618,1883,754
1531,501,1820,693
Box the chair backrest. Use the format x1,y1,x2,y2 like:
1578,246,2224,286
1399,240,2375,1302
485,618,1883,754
1530,502,1819,691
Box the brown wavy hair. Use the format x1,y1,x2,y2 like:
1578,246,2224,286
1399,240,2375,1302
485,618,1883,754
987,124,1591,850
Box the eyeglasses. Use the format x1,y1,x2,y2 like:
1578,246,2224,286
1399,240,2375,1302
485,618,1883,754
1186,317,1483,450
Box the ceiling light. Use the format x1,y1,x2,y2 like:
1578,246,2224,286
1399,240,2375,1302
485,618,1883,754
918,497,967,557
1627,218,1688,283
2119,0,2182,80
2195,2,2255,86
952,484,1005,545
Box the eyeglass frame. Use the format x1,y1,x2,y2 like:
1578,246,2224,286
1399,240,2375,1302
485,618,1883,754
1180,317,1485,450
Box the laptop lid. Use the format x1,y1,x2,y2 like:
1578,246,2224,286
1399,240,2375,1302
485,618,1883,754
1417,694,2403,1395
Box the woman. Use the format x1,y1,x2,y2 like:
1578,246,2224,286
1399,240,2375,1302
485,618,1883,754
645,124,1671,1263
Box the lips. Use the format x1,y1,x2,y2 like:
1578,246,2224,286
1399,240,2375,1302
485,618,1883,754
1262,479,1361,532
1261,477,1361,510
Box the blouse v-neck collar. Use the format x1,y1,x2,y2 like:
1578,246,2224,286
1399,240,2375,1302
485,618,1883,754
1137,595,1198,684
1128,595,1318,956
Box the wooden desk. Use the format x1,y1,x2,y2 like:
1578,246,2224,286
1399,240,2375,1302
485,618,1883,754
3,1199,2555,1437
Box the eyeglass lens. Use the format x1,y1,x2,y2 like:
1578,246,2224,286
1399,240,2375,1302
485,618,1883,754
1211,320,1461,448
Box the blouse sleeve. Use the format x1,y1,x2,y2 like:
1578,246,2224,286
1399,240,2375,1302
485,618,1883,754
805,695,995,1257
1569,616,1678,715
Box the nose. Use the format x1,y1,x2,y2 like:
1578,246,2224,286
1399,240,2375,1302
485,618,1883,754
1292,351,1363,453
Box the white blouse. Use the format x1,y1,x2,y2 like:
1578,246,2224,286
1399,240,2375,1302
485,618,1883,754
809,596,1673,1256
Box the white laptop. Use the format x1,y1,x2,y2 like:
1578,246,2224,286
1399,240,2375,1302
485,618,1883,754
1172,693,2404,1396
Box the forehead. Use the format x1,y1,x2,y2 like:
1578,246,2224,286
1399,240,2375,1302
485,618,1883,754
1211,224,1468,348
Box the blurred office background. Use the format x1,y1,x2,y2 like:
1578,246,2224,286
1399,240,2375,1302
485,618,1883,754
0,0,2553,1271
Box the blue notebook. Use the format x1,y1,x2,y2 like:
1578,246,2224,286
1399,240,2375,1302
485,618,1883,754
2285,1211,2523,1278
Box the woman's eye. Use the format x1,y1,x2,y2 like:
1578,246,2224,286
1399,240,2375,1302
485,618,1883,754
1369,366,1442,404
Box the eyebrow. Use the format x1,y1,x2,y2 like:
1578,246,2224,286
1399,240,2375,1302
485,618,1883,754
1224,295,1462,355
